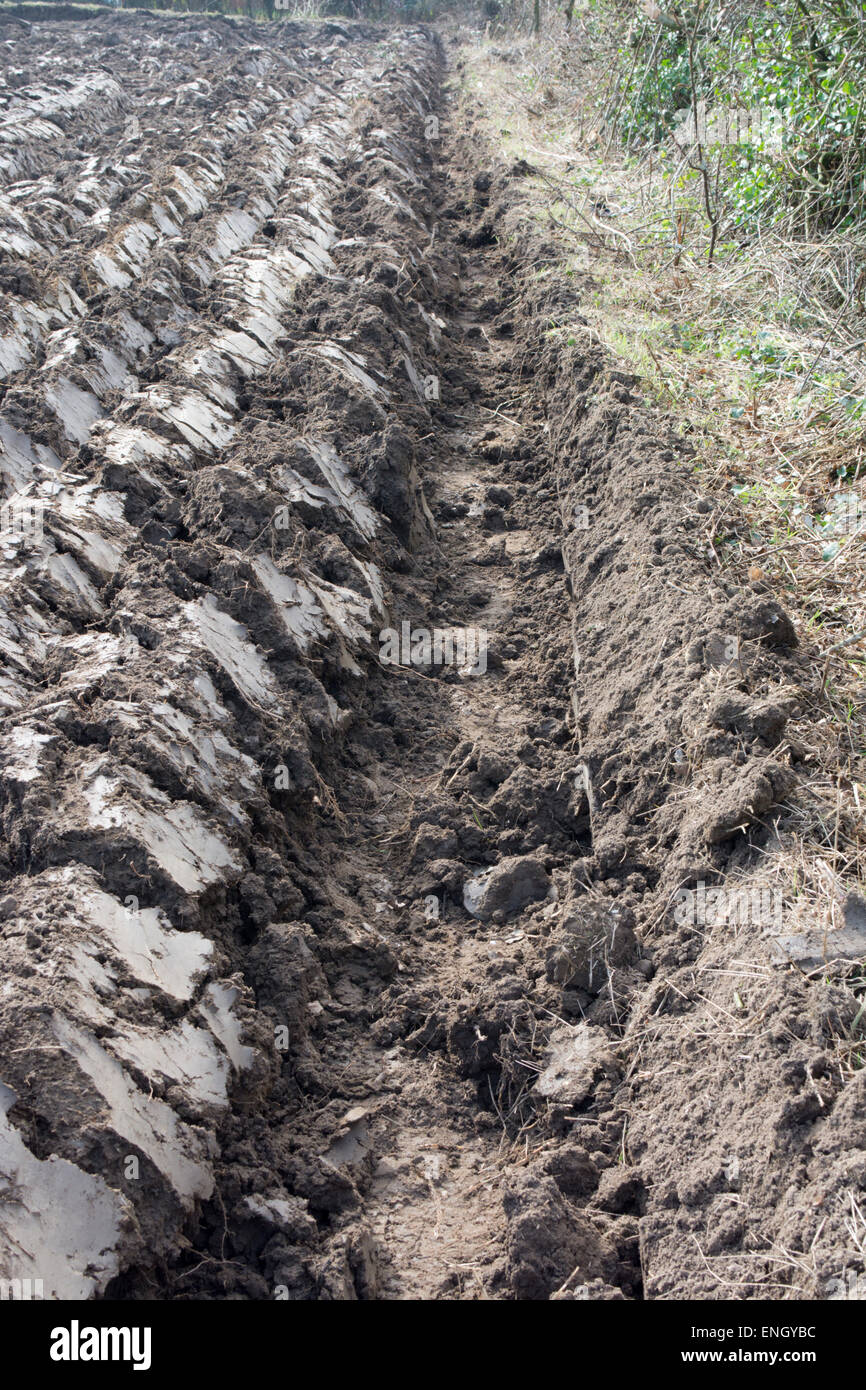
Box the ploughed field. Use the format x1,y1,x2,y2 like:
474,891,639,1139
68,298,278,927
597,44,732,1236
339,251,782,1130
0,7,863,1302
0,9,450,1299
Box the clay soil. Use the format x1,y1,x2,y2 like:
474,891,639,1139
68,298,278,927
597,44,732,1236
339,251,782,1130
0,6,865,1302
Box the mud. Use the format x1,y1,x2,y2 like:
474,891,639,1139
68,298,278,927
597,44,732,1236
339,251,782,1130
0,9,864,1302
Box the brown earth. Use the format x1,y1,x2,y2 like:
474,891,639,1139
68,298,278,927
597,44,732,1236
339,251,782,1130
0,8,864,1302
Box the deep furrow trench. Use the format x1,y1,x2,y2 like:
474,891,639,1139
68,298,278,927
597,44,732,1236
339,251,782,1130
0,10,860,1305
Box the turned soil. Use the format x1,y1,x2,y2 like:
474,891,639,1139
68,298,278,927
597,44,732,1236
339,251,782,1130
0,10,864,1302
